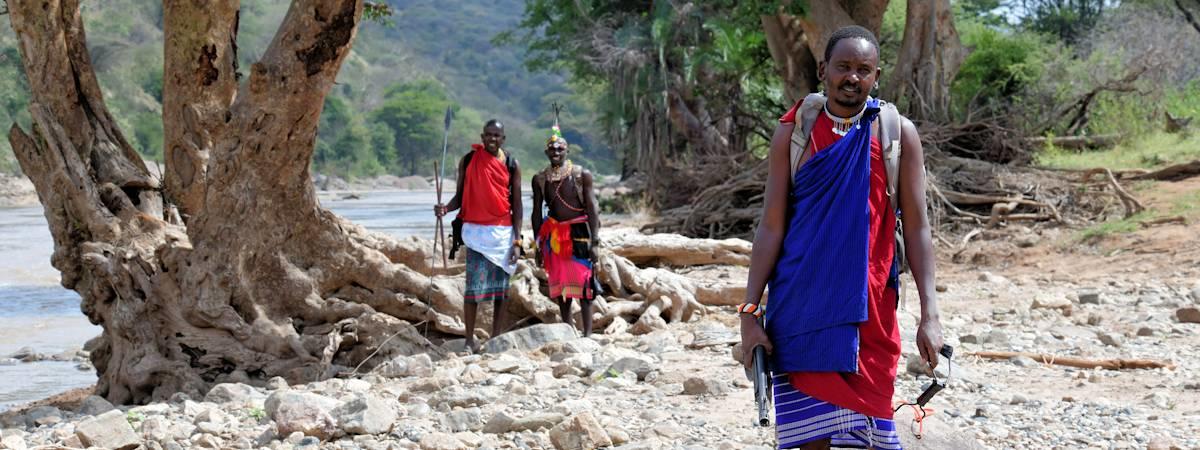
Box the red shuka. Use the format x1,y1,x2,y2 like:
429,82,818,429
460,144,512,226
779,100,902,419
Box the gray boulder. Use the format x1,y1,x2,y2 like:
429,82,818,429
484,324,578,354
74,410,140,450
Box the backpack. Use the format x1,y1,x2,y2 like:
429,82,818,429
788,93,909,274
448,149,519,260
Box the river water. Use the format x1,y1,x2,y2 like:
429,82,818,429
0,190,492,411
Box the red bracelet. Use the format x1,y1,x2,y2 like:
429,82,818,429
737,303,765,318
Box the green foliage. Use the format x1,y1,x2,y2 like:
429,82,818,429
506,0,783,181
959,0,1007,27
0,44,30,174
1035,130,1200,170
315,95,388,179
125,410,145,425
1079,211,1148,241
0,0,615,178
130,111,164,161
247,407,267,421
951,23,1050,114
371,80,452,175
363,2,396,25
1012,0,1117,45
1090,80,1200,137
878,0,906,77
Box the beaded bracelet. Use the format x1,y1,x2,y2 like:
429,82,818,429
736,303,764,318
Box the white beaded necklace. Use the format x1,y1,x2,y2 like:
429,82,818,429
824,102,868,136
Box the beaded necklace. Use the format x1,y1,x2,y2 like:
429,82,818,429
544,160,584,213
824,102,867,136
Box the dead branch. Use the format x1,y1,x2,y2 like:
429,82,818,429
1081,168,1145,218
1139,216,1187,228
1166,111,1193,133
955,228,982,255
1128,160,1200,181
970,351,1176,370
1038,65,1149,137
1025,134,1120,150
929,182,989,220
939,190,1048,207
1175,0,1200,36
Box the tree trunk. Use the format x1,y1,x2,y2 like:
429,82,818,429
793,0,889,66
767,0,888,101
760,13,818,104
882,0,967,122
162,0,241,222
665,89,728,156
6,0,469,404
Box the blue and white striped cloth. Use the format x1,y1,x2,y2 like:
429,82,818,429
773,374,902,449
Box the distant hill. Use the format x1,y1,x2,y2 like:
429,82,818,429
0,0,615,178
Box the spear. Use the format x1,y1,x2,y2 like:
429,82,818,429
434,106,453,270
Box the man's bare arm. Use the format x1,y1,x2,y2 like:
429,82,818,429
898,116,943,368
743,123,794,306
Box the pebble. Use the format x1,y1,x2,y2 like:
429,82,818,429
1176,307,1200,323
1098,332,1124,347
682,378,727,396
1010,356,1038,368
1078,289,1101,304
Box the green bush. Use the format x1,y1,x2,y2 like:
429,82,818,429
131,111,164,162
951,22,1051,117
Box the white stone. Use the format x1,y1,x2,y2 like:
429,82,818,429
74,410,140,450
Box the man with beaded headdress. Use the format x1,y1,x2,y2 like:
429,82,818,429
531,110,601,336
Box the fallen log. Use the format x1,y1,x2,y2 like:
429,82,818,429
603,227,751,266
1139,216,1187,228
1128,160,1200,182
970,351,1176,370
1026,134,1120,150
940,190,1048,207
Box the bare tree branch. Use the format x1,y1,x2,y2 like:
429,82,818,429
1174,0,1200,36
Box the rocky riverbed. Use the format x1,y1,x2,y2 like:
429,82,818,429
2,264,1197,450
1,218,1198,449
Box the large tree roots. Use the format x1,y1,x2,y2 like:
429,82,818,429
507,229,747,337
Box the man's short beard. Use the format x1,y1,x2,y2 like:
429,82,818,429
833,96,865,109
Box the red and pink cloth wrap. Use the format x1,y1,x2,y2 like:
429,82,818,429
537,215,593,300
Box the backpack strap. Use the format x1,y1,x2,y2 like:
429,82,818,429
571,164,585,207
459,151,475,207
878,101,902,213
789,93,827,182
876,101,912,276
503,152,518,207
